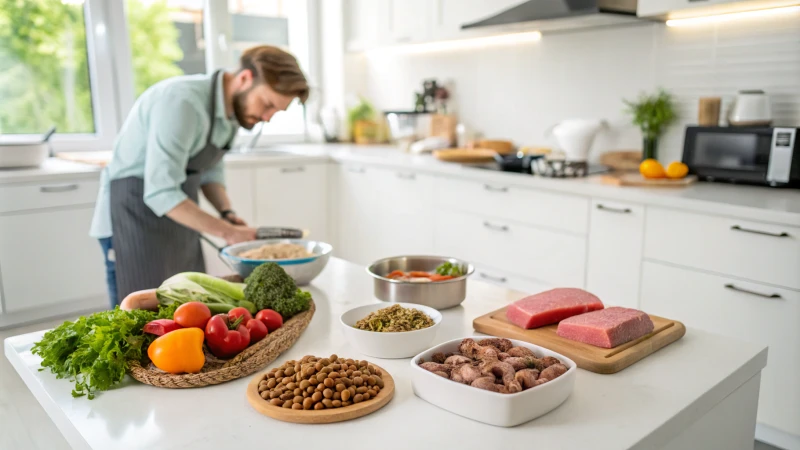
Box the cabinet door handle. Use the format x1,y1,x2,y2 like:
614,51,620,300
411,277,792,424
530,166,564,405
396,172,416,180
596,204,631,214
483,184,508,193
280,166,305,173
479,272,507,283
724,283,782,299
483,221,509,232
730,225,790,238
39,184,79,193
347,167,365,174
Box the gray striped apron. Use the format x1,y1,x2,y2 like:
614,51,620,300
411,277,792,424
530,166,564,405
110,70,235,303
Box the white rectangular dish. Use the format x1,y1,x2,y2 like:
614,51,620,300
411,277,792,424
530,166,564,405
410,337,577,427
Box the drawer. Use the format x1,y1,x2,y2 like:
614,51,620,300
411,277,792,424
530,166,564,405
640,261,800,435
436,177,589,235
644,207,800,290
435,209,586,287
0,178,99,214
473,264,554,296
586,199,645,309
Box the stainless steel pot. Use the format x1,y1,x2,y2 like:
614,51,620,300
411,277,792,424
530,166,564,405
366,255,474,310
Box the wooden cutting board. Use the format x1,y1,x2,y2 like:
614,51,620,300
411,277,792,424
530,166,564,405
473,307,686,374
56,151,112,167
246,363,395,424
433,148,497,163
600,173,697,187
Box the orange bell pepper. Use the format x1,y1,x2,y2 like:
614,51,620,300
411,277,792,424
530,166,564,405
147,328,205,374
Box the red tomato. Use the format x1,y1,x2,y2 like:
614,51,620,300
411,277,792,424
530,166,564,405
255,309,283,332
246,319,268,344
228,307,253,324
173,302,211,329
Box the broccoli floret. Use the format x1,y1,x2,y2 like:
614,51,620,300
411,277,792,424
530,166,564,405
243,263,311,318
270,289,312,319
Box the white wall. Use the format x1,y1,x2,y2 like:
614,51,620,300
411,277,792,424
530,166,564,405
347,13,800,163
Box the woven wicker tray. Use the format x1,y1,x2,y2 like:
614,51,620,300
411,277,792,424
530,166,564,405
128,291,315,389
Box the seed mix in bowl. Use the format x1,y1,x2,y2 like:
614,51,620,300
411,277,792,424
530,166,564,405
354,304,435,332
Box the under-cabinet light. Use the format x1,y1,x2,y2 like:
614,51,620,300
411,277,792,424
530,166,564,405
665,5,800,27
365,31,542,56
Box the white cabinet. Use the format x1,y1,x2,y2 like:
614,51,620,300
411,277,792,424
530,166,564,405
636,0,799,18
388,0,431,44
644,207,800,290
336,164,385,266
200,166,255,276
344,0,391,51
435,209,586,287
370,166,436,257
473,264,554,295
640,261,800,438
431,0,522,40
255,164,329,243
586,199,645,308
0,207,106,313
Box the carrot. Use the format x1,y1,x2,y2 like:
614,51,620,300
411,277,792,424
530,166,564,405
386,270,406,279
120,289,159,311
429,274,454,282
409,271,433,278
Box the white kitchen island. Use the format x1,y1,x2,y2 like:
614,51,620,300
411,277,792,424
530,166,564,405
5,258,767,450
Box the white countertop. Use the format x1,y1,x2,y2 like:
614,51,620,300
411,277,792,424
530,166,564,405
5,258,767,450
3,144,799,225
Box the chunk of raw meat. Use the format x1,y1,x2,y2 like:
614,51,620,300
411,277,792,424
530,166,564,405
506,288,604,329
556,307,655,348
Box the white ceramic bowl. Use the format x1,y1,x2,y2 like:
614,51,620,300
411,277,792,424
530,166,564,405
410,337,577,427
340,302,442,359
0,142,49,168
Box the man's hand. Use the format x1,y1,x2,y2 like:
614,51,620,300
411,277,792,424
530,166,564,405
223,212,247,226
223,224,257,245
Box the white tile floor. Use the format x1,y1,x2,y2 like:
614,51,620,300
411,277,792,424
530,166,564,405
0,316,786,450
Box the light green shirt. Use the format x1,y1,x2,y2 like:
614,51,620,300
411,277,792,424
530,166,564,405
90,72,238,239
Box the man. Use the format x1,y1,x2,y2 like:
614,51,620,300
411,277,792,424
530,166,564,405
90,45,309,306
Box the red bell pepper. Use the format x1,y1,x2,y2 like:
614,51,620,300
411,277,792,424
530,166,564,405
143,319,182,336
204,314,250,358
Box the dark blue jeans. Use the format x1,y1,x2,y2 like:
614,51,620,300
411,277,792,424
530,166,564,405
99,238,118,308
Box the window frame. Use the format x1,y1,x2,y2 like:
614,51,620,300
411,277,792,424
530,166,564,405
5,0,318,153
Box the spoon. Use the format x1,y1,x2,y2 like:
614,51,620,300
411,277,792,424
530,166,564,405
41,126,57,143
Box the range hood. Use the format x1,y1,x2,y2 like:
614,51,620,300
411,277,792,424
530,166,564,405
461,0,643,33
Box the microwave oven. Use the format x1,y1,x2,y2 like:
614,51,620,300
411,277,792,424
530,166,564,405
682,126,800,188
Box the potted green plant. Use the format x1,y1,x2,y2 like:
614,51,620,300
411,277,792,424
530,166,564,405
623,89,677,160
347,97,379,144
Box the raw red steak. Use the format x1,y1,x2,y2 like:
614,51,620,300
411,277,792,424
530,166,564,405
506,288,604,329
556,307,655,348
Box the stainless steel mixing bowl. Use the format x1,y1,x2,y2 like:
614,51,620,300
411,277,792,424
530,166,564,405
366,255,474,310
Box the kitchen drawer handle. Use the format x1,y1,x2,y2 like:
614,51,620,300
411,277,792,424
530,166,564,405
724,283,782,299
396,172,416,180
483,221,509,232
730,225,790,238
348,167,366,174
483,184,508,193
39,184,79,193
280,166,305,173
596,204,632,214
479,272,507,283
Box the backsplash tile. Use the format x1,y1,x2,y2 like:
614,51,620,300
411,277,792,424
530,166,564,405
353,11,800,163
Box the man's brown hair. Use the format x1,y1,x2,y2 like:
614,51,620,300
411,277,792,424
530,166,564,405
240,45,309,104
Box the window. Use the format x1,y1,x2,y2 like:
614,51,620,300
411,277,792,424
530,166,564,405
0,0,315,150
0,0,95,134
125,0,206,97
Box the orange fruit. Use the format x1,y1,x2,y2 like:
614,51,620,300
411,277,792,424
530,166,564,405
639,159,666,179
666,161,689,179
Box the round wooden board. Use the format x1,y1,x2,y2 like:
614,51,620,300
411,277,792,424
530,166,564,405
246,364,395,424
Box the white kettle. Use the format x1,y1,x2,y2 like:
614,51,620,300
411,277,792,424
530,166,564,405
546,119,608,161
727,90,771,127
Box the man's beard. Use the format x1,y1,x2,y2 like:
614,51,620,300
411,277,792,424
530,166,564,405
232,87,257,130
